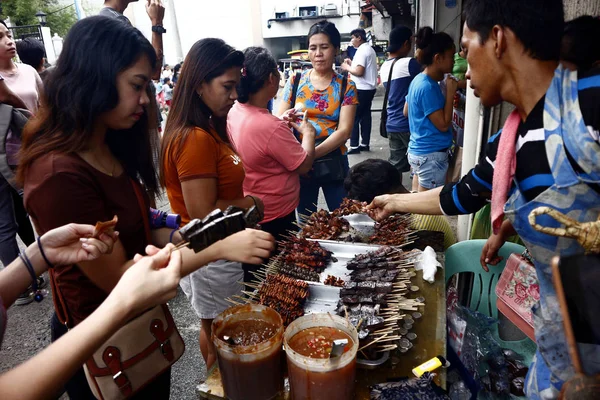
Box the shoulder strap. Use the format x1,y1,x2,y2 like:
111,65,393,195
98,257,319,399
338,75,348,115
290,71,301,109
0,105,15,189
382,58,401,116
129,178,152,244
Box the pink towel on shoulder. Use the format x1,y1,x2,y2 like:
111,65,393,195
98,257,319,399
491,110,521,235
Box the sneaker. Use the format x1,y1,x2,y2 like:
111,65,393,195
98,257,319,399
347,146,361,154
37,276,48,290
16,290,34,306
359,145,370,151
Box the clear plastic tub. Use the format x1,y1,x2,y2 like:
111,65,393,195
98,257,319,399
212,304,284,400
284,313,359,400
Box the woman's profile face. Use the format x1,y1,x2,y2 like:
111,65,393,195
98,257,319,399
308,33,337,72
197,66,240,118
0,25,15,60
100,56,153,131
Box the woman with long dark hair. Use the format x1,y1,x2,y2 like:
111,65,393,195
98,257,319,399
228,46,316,251
278,20,358,217
19,17,273,399
160,38,270,370
404,27,457,192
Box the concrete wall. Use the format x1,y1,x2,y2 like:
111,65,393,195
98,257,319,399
563,0,600,20
261,0,362,39
417,0,462,45
372,9,393,41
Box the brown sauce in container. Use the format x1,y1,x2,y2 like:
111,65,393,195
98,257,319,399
287,327,356,400
213,305,284,400
288,327,353,358
219,319,277,346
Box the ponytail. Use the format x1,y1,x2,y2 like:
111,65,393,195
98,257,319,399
237,47,278,104
415,26,455,66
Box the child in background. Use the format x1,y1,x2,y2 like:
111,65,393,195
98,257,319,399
344,159,457,249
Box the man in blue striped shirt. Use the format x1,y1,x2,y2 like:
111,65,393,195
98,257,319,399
368,3,600,397
379,27,421,176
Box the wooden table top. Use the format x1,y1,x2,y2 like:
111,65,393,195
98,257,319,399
198,260,446,399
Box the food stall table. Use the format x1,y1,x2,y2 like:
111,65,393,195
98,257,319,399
197,257,446,399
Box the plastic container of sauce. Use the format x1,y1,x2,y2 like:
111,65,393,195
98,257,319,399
284,313,358,400
212,304,284,400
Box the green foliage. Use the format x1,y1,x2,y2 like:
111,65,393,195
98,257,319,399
2,0,77,37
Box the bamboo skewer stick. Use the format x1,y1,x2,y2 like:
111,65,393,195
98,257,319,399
358,334,389,352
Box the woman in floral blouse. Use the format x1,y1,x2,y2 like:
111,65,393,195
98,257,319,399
279,20,358,217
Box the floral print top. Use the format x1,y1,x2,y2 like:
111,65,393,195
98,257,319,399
282,70,358,153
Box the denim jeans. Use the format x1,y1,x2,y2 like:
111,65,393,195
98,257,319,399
0,175,20,266
350,89,377,147
388,131,411,173
408,151,449,190
297,156,349,219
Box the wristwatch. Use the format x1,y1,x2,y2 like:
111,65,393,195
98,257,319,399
152,25,167,34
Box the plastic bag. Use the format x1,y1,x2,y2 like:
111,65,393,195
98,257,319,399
414,246,442,283
446,287,528,399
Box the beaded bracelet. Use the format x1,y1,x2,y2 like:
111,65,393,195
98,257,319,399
19,251,44,302
37,236,54,269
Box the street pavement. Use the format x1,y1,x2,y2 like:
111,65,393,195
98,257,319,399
0,95,452,399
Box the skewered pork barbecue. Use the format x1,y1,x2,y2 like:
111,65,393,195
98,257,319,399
257,274,308,326
277,237,335,281
369,214,413,246
300,209,350,240
331,198,371,217
324,275,345,287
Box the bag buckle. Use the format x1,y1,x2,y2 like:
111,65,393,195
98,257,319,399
112,370,132,395
160,338,174,361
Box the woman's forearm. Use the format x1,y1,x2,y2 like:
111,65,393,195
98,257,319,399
315,129,351,158
0,296,129,400
215,197,254,212
444,91,454,127
0,243,49,308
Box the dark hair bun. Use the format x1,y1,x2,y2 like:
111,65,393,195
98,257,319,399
415,26,433,49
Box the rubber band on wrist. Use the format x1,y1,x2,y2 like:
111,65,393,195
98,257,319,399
19,251,44,302
37,236,54,269
169,229,178,244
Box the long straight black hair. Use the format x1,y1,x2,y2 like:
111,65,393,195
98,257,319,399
160,38,243,186
19,16,160,196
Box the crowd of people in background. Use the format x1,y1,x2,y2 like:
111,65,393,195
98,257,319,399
0,0,598,399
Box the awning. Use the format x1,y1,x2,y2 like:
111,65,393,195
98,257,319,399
369,0,412,17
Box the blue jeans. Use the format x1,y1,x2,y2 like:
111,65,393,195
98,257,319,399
408,151,449,190
0,176,35,266
350,89,377,147
297,156,349,219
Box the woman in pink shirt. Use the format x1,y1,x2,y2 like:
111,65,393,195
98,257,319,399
228,47,316,245
0,22,42,113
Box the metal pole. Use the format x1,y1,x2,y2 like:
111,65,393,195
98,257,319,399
457,84,483,241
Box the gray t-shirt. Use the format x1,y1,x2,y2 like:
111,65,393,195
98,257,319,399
98,7,131,25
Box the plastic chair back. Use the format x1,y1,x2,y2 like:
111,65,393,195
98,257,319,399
445,239,536,367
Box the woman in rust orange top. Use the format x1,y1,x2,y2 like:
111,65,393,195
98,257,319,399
161,38,268,370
